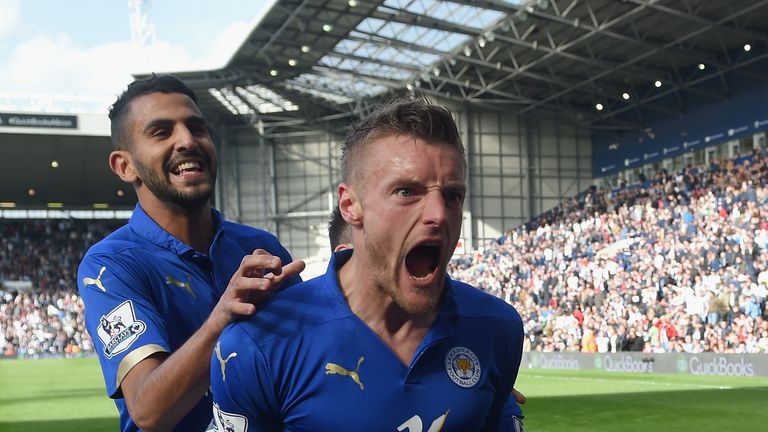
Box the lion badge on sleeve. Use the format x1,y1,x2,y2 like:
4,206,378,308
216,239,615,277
97,300,146,358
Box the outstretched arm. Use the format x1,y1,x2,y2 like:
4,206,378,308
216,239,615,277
120,251,304,431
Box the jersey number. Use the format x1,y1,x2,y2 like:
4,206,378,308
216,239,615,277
397,411,449,432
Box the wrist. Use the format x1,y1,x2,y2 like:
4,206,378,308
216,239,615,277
202,312,227,341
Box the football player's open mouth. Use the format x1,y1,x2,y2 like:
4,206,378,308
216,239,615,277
170,160,203,177
405,242,441,280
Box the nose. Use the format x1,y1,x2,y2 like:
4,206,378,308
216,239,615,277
421,190,447,227
174,124,199,152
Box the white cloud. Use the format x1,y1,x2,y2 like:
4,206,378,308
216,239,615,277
0,34,195,96
0,0,21,37
0,12,255,99
201,21,252,68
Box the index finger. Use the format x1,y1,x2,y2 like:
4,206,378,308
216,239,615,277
270,260,306,286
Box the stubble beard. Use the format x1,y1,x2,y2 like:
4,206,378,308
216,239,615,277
134,159,214,210
363,230,443,316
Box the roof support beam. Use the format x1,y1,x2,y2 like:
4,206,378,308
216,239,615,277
345,31,614,102
624,0,768,43
323,51,534,104
521,0,768,114
590,50,768,124
453,0,724,64
256,0,313,59
471,7,672,98
376,2,667,82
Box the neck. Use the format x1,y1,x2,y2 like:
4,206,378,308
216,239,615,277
338,252,436,365
139,194,215,253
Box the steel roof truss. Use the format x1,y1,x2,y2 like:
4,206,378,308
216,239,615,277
626,0,768,44
522,0,768,114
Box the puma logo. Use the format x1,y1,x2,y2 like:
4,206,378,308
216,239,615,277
166,275,196,298
325,356,365,390
83,266,107,292
215,341,237,382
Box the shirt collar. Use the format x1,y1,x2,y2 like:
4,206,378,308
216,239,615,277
324,248,459,322
128,203,224,257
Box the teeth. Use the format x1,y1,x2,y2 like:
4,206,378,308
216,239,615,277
174,161,200,174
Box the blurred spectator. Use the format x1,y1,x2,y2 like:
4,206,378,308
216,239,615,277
450,149,768,354
5,149,768,357
1,219,120,358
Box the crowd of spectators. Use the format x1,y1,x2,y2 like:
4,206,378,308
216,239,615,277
3,149,768,358
451,148,768,354
1,220,120,358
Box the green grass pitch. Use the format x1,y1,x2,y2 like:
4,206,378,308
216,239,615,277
0,357,118,432
1,357,767,431
515,368,768,431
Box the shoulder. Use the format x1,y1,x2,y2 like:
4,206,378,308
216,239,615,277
78,224,175,290
222,276,349,346
221,220,276,239
449,279,524,347
450,279,522,324
80,225,151,268
220,221,290,255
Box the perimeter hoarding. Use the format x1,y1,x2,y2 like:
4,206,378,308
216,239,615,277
523,352,767,377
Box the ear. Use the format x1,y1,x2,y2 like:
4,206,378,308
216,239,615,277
338,182,362,228
334,244,351,253
109,150,139,184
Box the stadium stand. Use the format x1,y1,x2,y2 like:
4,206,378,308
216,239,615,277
0,219,121,358
450,148,768,354
2,150,768,358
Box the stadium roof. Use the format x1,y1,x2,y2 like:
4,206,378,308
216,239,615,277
158,0,768,136
4,0,766,213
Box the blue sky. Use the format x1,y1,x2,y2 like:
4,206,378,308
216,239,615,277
0,0,269,98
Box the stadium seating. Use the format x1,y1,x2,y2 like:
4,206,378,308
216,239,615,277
2,150,768,357
0,220,119,358
450,148,768,354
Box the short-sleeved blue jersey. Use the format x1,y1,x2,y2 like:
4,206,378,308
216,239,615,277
77,204,297,432
210,249,524,432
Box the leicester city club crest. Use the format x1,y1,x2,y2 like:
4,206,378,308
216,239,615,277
97,300,146,359
445,346,481,388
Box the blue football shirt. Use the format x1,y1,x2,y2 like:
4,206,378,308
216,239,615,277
211,249,523,431
77,204,298,432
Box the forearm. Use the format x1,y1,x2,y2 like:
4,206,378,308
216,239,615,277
124,253,304,431
123,317,222,431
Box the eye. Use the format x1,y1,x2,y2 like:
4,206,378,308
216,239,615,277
188,122,210,136
152,128,171,139
396,188,414,198
445,190,465,205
